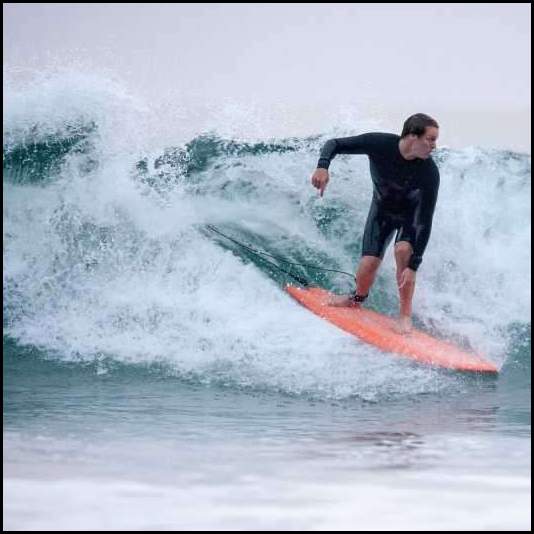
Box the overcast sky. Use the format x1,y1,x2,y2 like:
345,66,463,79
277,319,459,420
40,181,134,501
3,3,531,150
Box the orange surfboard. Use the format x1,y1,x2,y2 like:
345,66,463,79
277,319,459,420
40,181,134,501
286,285,498,373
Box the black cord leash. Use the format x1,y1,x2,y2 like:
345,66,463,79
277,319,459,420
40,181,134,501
205,224,354,287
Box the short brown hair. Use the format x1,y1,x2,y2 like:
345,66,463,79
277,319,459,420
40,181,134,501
401,113,439,138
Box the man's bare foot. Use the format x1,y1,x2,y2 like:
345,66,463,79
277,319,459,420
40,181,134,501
394,315,413,335
327,294,362,308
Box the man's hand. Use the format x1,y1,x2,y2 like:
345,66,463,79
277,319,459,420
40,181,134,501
398,267,416,290
311,168,329,197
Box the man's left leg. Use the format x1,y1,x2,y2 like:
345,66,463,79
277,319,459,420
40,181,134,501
394,241,416,333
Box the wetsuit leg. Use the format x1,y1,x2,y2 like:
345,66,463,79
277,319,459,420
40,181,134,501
361,201,398,259
394,214,416,249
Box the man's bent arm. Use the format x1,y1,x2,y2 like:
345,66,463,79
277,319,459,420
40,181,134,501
408,174,440,271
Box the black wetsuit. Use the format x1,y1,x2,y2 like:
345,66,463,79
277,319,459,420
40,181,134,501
317,133,440,271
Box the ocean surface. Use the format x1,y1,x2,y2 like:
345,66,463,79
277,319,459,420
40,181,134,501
3,73,531,530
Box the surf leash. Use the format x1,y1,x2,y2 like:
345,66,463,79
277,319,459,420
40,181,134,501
205,224,354,287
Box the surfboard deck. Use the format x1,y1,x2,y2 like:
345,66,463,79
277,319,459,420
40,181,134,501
286,285,498,373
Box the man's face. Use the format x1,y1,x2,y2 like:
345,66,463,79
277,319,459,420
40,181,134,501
413,126,439,159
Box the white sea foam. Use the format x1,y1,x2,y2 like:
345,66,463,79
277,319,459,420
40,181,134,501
3,468,530,530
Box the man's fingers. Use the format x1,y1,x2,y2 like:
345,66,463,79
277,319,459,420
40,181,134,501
312,173,328,196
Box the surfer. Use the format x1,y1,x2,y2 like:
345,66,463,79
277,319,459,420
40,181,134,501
310,113,440,334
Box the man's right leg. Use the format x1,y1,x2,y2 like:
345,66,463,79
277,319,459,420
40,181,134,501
329,201,392,307
328,256,382,307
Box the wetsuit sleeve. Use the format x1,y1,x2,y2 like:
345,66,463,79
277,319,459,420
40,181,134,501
408,164,440,271
317,134,378,169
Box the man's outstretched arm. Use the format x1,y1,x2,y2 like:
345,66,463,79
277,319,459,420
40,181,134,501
317,133,377,169
312,133,377,196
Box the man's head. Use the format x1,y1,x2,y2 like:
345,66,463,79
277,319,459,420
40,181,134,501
400,113,439,159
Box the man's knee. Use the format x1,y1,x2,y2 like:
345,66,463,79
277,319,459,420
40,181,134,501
394,241,413,260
